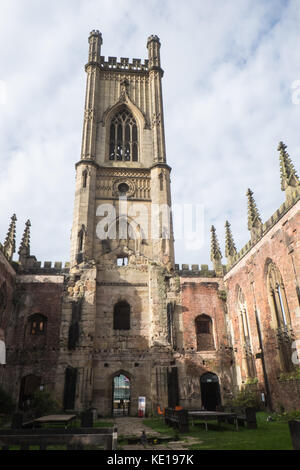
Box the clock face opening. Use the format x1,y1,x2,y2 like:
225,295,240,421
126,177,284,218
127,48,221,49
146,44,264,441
118,183,130,194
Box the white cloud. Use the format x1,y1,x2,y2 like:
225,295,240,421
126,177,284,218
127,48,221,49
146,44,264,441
0,80,7,106
0,0,299,267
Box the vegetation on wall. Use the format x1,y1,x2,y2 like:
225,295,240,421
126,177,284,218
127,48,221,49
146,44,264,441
278,368,300,382
0,387,15,415
231,387,261,410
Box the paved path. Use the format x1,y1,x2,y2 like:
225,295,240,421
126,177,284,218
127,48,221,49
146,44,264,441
112,417,202,451
113,417,163,438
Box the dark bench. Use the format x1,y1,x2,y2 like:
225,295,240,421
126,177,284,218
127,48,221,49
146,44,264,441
217,406,257,429
0,426,118,450
288,420,300,450
164,408,189,433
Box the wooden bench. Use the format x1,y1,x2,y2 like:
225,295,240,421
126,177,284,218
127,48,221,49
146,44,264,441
164,408,189,433
188,410,239,432
218,406,257,429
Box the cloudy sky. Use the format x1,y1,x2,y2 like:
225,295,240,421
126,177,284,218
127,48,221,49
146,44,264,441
0,0,300,268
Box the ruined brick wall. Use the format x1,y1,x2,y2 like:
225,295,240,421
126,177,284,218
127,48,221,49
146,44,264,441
178,277,236,409
4,274,65,406
91,262,176,416
225,200,300,411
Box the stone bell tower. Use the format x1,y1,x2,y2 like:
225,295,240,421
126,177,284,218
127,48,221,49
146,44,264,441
70,30,175,268
63,31,180,416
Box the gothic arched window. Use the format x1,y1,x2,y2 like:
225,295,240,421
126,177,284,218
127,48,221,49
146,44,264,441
267,261,293,372
237,288,255,378
113,301,130,330
267,262,290,327
109,108,138,162
195,314,215,351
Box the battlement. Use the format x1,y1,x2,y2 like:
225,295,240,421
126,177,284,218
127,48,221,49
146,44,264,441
16,259,70,274
175,263,218,278
227,186,300,272
99,56,149,72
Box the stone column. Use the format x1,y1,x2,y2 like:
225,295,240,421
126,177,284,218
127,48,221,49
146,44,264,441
147,35,166,163
81,30,102,161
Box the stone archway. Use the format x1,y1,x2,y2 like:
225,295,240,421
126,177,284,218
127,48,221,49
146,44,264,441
19,374,41,410
112,372,131,417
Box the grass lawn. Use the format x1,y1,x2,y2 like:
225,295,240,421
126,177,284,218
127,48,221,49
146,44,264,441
143,413,293,450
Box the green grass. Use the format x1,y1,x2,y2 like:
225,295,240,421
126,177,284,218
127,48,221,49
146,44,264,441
93,420,114,428
143,413,293,450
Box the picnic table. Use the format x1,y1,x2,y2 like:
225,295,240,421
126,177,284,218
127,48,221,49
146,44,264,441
188,410,239,432
32,414,77,429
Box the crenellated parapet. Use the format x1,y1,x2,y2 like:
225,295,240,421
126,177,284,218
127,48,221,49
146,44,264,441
98,56,149,73
175,263,221,278
16,260,70,274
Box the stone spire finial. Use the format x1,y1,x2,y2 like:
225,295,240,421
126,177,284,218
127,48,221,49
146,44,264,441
88,29,102,63
278,141,300,200
18,219,31,261
210,226,222,261
225,221,237,266
247,188,263,241
210,225,223,276
147,34,161,70
3,214,17,261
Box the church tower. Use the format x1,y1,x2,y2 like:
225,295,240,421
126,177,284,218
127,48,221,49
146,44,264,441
70,30,175,268
61,31,179,416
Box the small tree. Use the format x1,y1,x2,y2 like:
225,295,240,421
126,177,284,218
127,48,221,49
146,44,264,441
30,390,60,418
0,387,15,415
232,387,261,410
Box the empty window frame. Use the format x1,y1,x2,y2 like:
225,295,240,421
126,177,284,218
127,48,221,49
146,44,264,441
195,314,215,351
29,314,47,335
113,301,130,330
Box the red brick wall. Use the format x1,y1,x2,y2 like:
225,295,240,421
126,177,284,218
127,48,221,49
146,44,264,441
179,277,235,408
180,279,228,353
225,201,300,411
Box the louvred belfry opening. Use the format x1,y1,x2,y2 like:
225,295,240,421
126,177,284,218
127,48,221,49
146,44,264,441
109,107,138,161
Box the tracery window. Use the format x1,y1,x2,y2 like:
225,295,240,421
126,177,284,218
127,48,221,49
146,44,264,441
109,108,138,162
237,288,255,378
195,314,215,351
267,261,294,372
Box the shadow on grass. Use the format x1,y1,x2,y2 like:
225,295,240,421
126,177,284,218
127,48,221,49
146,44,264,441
143,413,293,450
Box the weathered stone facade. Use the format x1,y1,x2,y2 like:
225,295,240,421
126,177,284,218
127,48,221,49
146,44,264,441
0,31,299,415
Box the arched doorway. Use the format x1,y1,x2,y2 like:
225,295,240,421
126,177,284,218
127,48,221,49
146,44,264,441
200,372,221,411
113,373,131,417
19,374,41,410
